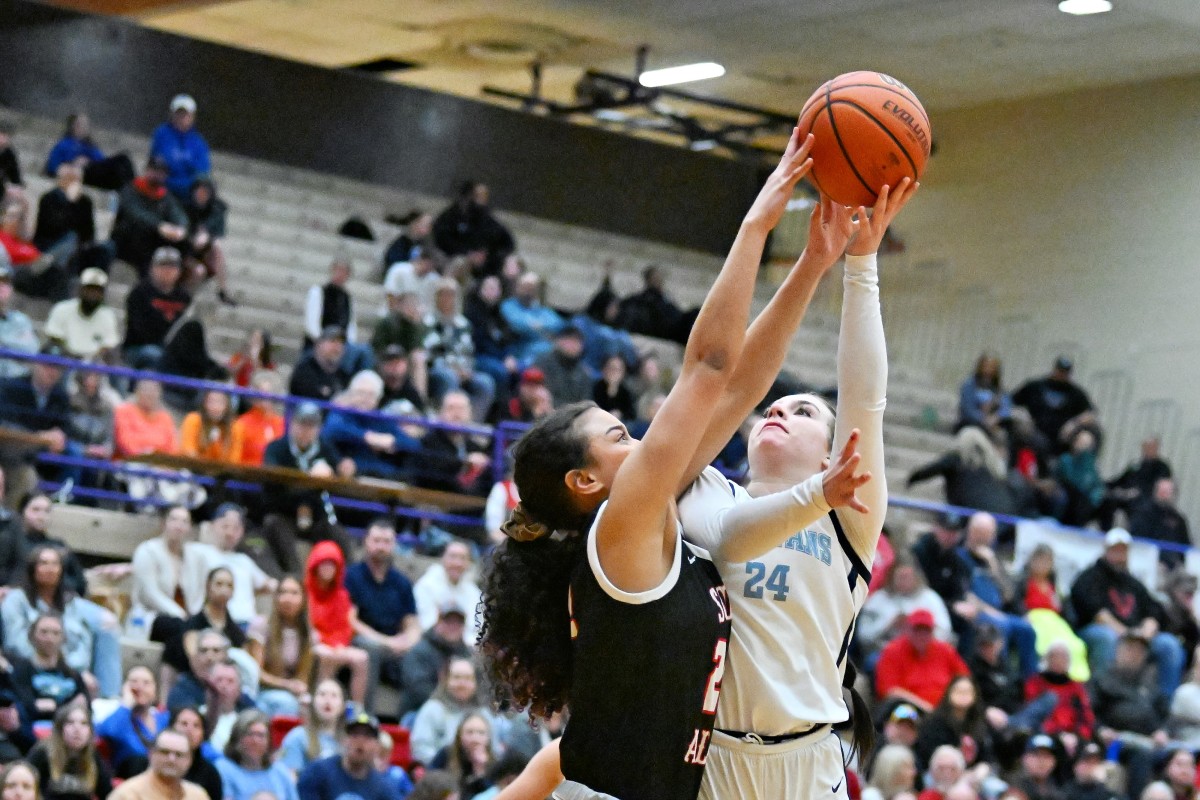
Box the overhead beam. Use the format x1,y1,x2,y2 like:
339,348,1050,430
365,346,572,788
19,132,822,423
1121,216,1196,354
44,0,231,16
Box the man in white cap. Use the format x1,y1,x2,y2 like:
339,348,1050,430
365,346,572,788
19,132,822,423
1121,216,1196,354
1068,527,1184,697
44,267,119,362
149,93,211,199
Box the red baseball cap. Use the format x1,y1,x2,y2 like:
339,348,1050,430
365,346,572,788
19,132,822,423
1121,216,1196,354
520,367,545,385
907,609,936,629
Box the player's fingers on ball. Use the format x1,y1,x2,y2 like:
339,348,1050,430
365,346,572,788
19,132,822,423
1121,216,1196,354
875,184,891,209
783,126,801,156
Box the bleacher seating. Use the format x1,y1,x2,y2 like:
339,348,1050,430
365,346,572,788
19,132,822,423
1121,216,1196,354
1,104,960,531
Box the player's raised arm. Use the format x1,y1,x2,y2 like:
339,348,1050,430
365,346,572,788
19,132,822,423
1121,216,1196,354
678,195,856,494
833,179,917,561
596,130,815,592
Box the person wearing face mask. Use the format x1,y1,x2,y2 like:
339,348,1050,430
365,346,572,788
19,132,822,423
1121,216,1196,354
111,158,188,278
44,270,119,364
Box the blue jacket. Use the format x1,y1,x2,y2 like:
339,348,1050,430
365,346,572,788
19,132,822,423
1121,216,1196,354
217,759,299,800
149,123,212,198
323,409,420,460
44,137,106,177
323,408,420,480
499,298,562,363
298,756,395,800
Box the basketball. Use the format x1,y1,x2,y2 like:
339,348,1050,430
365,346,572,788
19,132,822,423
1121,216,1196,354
796,71,931,208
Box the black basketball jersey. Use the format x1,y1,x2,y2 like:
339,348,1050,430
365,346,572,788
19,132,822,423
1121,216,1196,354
560,519,732,800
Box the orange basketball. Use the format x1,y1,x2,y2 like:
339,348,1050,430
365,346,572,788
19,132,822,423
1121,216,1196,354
796,71,931,208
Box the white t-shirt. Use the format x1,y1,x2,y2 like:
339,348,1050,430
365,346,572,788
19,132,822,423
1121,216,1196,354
413,563,482,645
44,299,120,359
196,544,272,624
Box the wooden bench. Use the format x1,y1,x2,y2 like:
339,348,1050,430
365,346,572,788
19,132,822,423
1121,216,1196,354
50,504,159,560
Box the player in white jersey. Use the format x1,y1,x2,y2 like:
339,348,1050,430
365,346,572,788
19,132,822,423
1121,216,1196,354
676,178,918,800
494,184,915,800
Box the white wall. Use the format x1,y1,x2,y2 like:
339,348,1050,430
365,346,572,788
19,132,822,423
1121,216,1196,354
860,73,1200,516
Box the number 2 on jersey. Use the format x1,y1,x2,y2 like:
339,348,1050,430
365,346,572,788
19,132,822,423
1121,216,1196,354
743,562,790,601
702,638,727,714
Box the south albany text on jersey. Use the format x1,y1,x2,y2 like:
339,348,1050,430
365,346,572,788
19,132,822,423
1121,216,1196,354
685,585,732,767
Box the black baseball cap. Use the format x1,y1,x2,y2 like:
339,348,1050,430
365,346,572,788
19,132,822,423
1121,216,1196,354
317,324,346,343
380,343,408,361
345,712,380,736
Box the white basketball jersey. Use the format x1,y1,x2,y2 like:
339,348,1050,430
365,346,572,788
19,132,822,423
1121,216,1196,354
680,466,875,734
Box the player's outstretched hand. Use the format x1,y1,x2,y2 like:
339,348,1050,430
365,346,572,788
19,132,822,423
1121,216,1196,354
744,128,814,231
821,428,872,514
795,195,856,277
846,177,919,256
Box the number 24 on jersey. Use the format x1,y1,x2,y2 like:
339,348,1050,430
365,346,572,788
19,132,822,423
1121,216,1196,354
743,561,791,601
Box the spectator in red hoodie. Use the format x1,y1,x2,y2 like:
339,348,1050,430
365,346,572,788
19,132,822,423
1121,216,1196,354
1,201,69,301
876,609,970,713
305,541,368,709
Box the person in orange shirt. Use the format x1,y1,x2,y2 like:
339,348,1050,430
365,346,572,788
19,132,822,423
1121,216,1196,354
113,378,179,457
230,372,285,465
179,388,235,460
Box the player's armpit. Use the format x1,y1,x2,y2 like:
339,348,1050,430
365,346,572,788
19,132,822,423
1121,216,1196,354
497,738,564,800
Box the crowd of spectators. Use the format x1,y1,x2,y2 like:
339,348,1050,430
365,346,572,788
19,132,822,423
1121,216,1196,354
860,348,1199,800
0,485,543,799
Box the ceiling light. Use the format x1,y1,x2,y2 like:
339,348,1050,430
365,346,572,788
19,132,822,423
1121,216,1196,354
689,139,718,152
1058,0,1112,15
638,62,725,88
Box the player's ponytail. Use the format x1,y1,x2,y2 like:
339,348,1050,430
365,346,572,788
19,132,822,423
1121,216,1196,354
839,660,876,765
479,402,597,721
479,530,586,720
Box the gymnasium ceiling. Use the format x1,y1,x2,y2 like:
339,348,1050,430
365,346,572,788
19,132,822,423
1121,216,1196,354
51,0,1200,148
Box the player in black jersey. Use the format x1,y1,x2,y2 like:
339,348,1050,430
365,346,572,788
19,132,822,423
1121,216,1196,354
478,129,819,800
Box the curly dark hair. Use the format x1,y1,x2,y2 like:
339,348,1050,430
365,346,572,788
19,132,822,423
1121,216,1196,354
478,402,596,720
511,401,596,534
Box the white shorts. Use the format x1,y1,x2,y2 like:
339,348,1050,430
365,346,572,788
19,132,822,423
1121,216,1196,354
699,726,848,800
552,782,620,800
